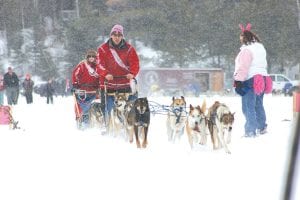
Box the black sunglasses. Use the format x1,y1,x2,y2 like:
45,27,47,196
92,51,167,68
87,55,96,58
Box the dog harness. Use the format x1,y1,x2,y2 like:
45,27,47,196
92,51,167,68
135,111,150,127
172,106,184,124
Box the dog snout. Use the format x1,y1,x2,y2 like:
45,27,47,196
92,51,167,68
229,126,232,131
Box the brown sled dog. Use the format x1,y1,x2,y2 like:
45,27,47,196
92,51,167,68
125,97,150,148
185,101,207,149
207,101,235,154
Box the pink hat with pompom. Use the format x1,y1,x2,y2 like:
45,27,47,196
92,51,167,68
110,24,124,36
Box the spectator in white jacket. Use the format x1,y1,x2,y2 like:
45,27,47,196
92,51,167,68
233,23,272,137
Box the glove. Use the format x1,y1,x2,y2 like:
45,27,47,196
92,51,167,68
234,80,249,96
71,87,76,94
234,81,243,88
73,83,80,88
71,83,80,94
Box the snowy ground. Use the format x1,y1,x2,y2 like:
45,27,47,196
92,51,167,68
0,93,298,200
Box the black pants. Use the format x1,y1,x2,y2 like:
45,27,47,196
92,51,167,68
47,95,53,104
25,92,33,104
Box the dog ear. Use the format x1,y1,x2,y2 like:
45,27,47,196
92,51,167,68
181,96,186,104
201,99,206,113
189,104,193,110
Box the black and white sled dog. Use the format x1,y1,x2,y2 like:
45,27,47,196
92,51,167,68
166,96,187,143
125,97,150,148
207,101,235,154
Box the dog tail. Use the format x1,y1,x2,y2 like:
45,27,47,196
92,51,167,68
201,99,207,114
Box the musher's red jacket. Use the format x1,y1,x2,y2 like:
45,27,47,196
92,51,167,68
72,60,101,91
97,39,140,91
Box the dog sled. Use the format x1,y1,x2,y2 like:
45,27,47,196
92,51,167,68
0,105,20,130
72,77,136,131
73,89,105,130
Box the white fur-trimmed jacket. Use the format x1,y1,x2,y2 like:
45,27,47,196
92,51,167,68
234,42,268,81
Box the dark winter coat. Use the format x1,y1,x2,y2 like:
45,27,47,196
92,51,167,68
4,72,19,88
45,82,55,96
22,79,34,93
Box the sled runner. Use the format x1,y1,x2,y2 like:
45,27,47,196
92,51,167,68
0,105,20,129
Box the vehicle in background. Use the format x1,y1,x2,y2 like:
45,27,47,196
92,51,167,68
269,74,299,96
138,68,224,97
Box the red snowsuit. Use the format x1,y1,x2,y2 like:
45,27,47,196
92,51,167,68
97,39,140,91
72,60,101,91
71,60,102,119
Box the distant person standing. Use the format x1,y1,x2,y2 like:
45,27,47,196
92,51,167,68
0,74,4,105
3,67,20,105
45,79,55,104
22,73,34,104
65,78,71,96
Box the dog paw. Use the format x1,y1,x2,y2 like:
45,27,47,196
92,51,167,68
142,141,147,148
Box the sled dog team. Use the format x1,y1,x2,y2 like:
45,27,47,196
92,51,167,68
90,94,234,154
166,96,235,154
88,95,150,149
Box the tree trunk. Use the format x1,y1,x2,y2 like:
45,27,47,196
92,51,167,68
297,0,300,30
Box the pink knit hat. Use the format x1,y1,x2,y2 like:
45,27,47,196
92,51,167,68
110,24,124,36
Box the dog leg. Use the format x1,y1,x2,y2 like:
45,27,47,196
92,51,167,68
127,126,134,143
178,127,185,141
166,123,174,142
226,130,232,144
199,123,207,145
174,129,181,143
186,130,194,149
212,128,219,150
134,126,141,148
199,132,207,145
142,127,148,148
208,121,215,149
214,123,230,153
218,130,231,154
107,114,114,136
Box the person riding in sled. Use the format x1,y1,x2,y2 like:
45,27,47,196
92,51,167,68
72,49,102,129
